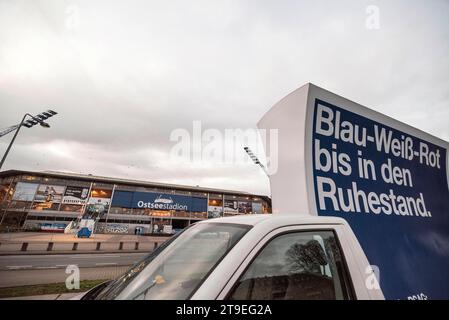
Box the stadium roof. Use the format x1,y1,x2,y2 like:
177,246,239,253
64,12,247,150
0,169,270,199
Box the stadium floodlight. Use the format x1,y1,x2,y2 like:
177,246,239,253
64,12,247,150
244,146,269,177
26,119,39,126
21,110,57,129
0,109,58,170
39,121,51,128
36,114,49,121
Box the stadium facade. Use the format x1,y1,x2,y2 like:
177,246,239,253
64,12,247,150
0,170,271,234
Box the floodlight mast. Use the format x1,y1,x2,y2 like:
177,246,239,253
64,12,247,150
0,110,58,170
244,146,269,177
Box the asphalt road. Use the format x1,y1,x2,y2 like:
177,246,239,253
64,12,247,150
0,252,147,271
0,266,131,288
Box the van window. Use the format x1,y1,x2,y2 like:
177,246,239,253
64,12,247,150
227,230,353,300
94,222,251,300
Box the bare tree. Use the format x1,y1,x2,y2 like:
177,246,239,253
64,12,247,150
285,240,328,274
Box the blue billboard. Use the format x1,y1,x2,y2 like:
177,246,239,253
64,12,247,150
111,190,207,212
312,98,449,299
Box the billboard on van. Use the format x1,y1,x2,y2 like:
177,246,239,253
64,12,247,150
258,83,449,299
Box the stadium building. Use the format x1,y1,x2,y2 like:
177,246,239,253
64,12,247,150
0,169,271,234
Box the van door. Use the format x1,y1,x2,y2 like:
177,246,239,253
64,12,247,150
217,225,359,300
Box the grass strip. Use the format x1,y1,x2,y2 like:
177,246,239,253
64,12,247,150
0,279,107,298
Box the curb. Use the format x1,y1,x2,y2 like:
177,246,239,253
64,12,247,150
0,292,87,300
0,250,149,256
0,264,133,271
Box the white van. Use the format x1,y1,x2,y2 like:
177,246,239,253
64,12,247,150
79,214,383,300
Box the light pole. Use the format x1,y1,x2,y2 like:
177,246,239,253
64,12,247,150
0,110,57,170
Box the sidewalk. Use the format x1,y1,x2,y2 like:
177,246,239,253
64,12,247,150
0,232,168,255
0,249,151,256
0,232,168,243
0,292,85,300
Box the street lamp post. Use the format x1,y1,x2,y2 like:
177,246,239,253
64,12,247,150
0,110,57,170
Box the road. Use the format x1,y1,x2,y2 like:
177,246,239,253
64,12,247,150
0,252,148,288
0,252,147,270
0,266,131,288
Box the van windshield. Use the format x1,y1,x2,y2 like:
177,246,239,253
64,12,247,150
94,222,250,300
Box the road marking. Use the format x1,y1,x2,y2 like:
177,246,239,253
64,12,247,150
95,262,117,266
36,266,57,269
6,265,33,269
70,255,121,259
56,264,69,267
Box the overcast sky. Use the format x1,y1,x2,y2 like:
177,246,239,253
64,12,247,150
0,0,448,196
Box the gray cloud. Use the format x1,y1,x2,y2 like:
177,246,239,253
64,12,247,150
0,0,448,196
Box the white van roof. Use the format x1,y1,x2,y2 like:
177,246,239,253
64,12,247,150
199,214,347,228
